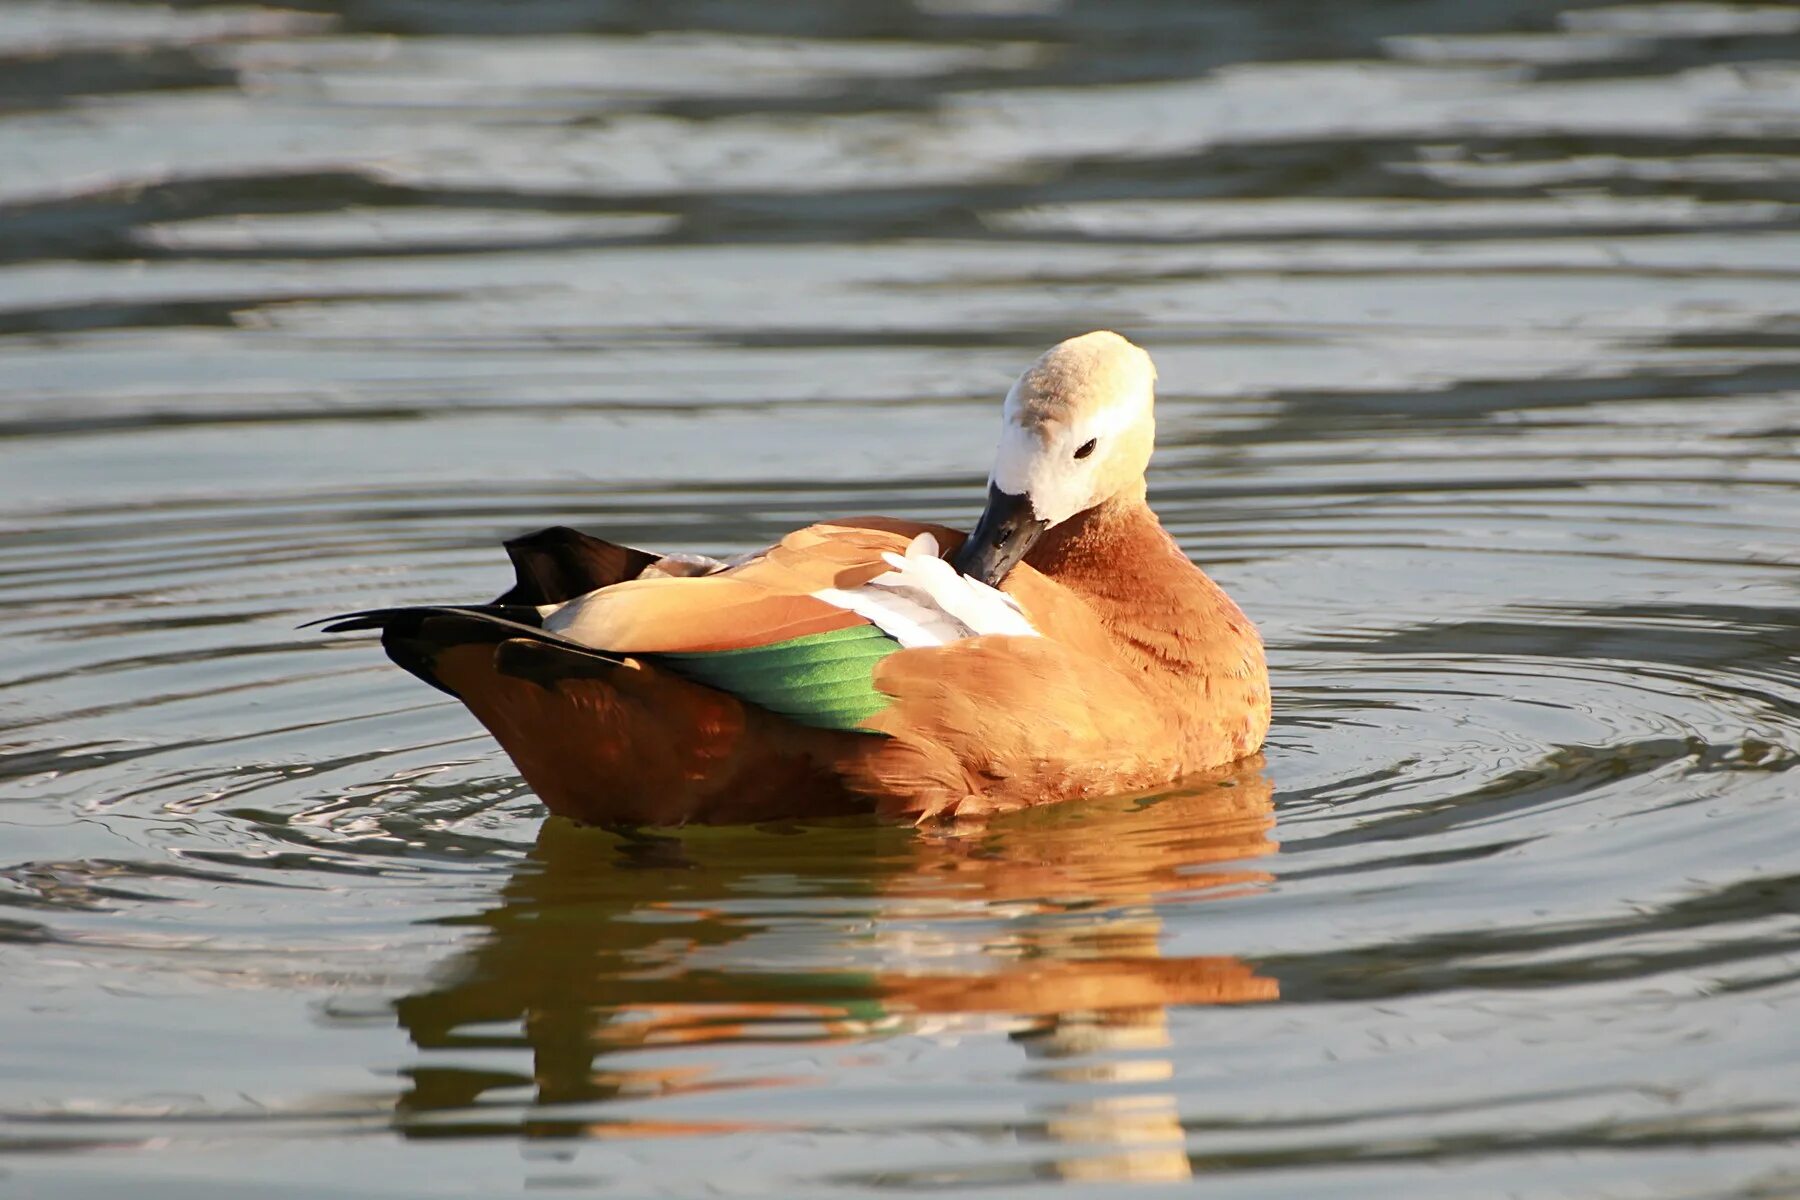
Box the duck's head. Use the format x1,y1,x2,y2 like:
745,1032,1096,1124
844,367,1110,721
952,330,1157,586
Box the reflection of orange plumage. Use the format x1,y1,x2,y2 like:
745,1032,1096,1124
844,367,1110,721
883,955,1275,1016
905,763,1274,902
873,763,1278,1017
390,768,1275,1163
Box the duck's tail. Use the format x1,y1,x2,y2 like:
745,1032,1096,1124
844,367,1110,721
311,525,659,696
308,525,871,825
310,604,624,698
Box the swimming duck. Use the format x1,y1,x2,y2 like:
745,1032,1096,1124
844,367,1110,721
320,331,1269,824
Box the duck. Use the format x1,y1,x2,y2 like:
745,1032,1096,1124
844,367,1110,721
319,331,1269,825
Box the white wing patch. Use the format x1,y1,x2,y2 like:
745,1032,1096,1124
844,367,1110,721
814,533,1039,648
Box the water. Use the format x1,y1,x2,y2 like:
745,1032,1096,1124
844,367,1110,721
2,0,1798,1194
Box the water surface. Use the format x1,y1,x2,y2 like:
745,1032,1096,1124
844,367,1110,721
2,0,1798,1195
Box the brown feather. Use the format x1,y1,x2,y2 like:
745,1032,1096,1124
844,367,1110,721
537,521,938,654
371,505,1266,825
548,577,867,653
429,640,874,826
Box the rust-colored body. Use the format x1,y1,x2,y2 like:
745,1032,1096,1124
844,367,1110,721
412,500,1268,826
337,332,1272,826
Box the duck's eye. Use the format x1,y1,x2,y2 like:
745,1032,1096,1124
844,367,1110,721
1074,438,1098,460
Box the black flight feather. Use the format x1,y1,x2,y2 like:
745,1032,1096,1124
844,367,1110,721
494,526,661,606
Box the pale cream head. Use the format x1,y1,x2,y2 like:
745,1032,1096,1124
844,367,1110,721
989,330,1158,526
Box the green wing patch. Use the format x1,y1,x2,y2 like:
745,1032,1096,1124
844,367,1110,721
653,624,901,732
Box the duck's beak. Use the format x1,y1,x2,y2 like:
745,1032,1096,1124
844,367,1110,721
951,483,1050,587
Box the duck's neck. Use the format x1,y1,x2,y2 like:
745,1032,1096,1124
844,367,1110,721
1024,496,1260,676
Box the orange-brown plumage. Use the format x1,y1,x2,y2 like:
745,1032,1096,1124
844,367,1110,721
427,642,869,826
854,501,1269,821
320,332,1270,826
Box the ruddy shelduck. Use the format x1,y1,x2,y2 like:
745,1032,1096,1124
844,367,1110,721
320,332,1270,824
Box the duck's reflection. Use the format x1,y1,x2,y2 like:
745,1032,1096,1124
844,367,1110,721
392,760,1275,1180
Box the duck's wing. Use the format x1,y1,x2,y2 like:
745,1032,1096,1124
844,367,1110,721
539,520,1005,654
319,519,1049,736
534,521,1030,732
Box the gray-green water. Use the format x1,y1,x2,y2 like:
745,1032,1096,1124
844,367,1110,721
3,1,1798,1195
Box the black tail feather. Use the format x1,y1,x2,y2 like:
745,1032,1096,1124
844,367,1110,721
495,526,661,605
311,523,657,696
307,604,545,636
308,604,625,697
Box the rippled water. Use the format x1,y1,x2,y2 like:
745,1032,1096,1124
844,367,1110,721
3,0,1798,1195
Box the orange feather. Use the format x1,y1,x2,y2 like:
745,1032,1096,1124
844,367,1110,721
327,332,1272,826
388,502,1267,827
